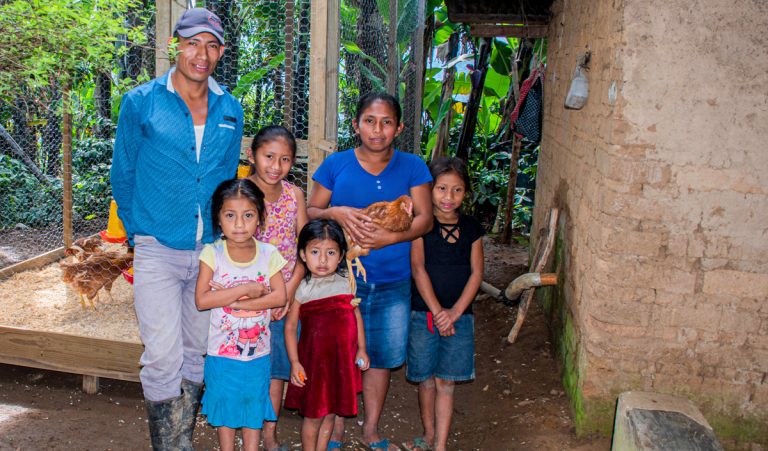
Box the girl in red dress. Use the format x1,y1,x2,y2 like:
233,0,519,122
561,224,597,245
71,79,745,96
284,219,370,451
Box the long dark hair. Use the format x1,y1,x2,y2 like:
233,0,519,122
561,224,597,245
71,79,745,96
210,178,266,238
355,91,402,124
248,125,297,176
297,219,347,280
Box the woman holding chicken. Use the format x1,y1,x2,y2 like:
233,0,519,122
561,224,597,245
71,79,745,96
307,92,433,450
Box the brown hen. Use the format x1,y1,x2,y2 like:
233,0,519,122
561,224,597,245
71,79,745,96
345,195,414,294
60,251,134,310
63,237,105,261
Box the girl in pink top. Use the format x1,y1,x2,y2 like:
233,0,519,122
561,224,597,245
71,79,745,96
247,125,308,451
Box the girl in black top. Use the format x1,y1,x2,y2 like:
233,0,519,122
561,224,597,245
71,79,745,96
405,157,484,451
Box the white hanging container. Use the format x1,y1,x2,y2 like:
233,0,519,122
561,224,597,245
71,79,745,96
565,51,591,110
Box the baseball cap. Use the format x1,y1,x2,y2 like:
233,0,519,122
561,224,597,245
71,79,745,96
173,8,225,45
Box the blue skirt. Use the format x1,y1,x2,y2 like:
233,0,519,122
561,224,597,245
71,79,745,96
201,355,276,429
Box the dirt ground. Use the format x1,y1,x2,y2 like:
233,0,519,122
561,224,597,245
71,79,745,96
0,238,611,450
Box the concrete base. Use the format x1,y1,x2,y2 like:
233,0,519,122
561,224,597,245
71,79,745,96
612,391,724,451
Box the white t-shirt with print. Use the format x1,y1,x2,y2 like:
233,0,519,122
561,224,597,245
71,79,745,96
199,238,287,361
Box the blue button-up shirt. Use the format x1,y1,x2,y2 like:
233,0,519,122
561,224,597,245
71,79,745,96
110,69,244,250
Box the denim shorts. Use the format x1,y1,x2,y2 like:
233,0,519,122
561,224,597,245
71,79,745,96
406,311,475,382
356,279,411,369
269,318,300,380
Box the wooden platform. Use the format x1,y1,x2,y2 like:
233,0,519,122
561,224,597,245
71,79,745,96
0,325,143,393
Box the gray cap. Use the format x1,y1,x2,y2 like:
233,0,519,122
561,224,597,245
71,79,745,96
173,8,225,45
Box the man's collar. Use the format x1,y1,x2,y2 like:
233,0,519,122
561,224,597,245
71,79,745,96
163,67,224,96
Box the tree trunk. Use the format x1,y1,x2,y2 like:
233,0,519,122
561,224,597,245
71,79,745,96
400,0,430,154
94,71,112,139
354,0,387,96
432,31,459,161
41,87,62,176
455,38,491,162
0,124,50,185
11,97,36,161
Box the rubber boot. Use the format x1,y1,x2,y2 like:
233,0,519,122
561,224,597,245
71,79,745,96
145,395,183,451
179,379,203,451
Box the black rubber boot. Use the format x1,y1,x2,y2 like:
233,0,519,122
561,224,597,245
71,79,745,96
145,395,183,451
179,379,203,451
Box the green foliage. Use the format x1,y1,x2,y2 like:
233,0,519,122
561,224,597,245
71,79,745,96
0,0,146,101
232,54,286,98
0,138,113,228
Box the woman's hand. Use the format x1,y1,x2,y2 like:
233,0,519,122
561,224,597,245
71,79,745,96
332,206,373,243
355,350,370,371
355,222,396,250
290,363,307,387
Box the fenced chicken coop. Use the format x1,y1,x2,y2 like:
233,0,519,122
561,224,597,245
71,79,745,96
0,0,430,392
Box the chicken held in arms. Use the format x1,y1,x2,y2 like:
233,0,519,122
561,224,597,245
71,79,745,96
345,194,414,294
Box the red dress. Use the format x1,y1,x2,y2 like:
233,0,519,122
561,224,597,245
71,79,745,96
283,294,362,418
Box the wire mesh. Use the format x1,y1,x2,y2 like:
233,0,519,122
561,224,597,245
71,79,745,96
336,0,426,153
0,0,313,271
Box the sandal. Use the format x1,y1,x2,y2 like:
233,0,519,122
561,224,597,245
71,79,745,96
367,438,396,450
327,440,344,451
402,437,432,451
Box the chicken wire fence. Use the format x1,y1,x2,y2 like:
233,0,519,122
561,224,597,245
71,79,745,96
0,0,428,271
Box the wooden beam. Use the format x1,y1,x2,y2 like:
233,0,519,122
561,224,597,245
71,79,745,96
0,326,143,382
325,0,340,143
155,0,187,77
448,13,549,25
0,247,65,281
508,208,559,343
470,24,548,38
62,90,73,248
307,0,330,194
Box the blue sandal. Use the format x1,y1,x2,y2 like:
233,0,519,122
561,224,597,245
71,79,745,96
327,440,344,451
367,439,391,450
403,437,431,451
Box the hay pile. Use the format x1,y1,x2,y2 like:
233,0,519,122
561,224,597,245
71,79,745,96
0,257,140,343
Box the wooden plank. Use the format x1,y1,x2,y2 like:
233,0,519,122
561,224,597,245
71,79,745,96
63,91,73,248
82,375,100,394
508,208,559,343
155,0,187,77
325,0,340,144
308,0,330,194
0,326,143,382
470,24,548,38
0,247,65,281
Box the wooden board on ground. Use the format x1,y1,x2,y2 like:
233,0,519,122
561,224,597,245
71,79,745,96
0,243,142,391
0,325,142,383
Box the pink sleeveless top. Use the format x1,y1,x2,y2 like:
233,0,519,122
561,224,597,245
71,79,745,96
255,180,299,282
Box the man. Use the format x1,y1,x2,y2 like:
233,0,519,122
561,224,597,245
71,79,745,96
110,8,243,450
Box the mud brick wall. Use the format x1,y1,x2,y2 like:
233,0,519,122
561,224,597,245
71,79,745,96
533,0,768,442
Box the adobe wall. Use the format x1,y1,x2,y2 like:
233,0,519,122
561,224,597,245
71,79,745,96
534,0,768,442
